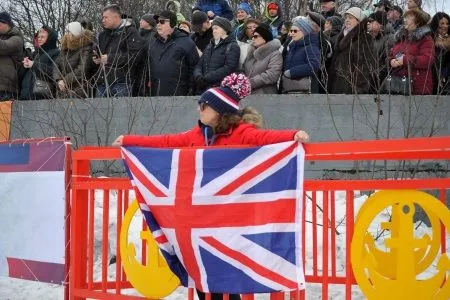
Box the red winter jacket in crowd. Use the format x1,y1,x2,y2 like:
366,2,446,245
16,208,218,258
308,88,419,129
123,122,297,147
390,26,435,94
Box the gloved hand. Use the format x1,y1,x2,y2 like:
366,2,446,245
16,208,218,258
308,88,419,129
196,76,208,90
284,70,291,78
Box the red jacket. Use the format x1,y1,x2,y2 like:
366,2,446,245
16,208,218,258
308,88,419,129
123,122,298,147
390,28,435,94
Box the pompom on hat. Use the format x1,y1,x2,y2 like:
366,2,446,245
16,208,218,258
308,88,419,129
199,73,251,115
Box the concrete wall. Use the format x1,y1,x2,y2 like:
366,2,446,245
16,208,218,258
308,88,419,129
10,94,450,179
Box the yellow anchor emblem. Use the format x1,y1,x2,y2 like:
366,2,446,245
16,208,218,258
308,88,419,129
351,190,450,299
120,200,180,298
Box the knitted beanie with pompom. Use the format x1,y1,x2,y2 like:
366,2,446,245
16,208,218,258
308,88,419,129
198,73,251,115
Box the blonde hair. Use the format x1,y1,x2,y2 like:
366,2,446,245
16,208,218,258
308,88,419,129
215,106,264,134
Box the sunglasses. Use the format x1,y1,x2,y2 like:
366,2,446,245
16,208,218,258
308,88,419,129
290,29,299,33
252,34,261,39
157,19,171,25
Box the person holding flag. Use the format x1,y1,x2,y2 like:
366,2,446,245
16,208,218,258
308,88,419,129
113,73,309,300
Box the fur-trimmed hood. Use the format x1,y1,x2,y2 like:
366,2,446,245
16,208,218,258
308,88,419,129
395,25,432,42
435,34,450,51
166,0,181,13
248,39,281,60
60,29,94,50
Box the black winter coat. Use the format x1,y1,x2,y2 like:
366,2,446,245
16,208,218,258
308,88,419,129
93,21,142,87
191,27,213,53
149,28,199,96
327,21,374,94
20,27,59,100
193,35,240,94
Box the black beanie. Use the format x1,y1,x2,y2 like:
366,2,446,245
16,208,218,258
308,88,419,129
254,23,273,42
154,10,177,28
369,11,388,26
0,12,13,27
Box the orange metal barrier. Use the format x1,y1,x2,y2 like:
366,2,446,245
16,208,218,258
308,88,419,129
69,136,450,300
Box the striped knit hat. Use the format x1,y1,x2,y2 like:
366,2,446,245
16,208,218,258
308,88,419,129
198,73,251,115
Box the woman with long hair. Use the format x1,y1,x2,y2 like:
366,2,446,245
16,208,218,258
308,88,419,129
430,12,450,94
113,74,308,300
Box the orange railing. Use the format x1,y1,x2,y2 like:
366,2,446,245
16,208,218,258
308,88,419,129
69,136,450,300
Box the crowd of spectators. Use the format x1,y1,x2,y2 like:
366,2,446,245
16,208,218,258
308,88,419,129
0,0,449,100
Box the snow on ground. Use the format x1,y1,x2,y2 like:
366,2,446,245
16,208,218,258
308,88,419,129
1,190,448,300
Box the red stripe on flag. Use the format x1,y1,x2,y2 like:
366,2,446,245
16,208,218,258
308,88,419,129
201,237,298,289
155,235,169,244
152,198,296,228
123,151,167,197
174,149,204,290
216,143,298,195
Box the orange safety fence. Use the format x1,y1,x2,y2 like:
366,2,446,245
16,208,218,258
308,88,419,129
0,101,12,141
69,136,450,300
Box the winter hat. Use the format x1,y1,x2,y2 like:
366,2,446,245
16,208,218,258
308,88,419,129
369,11,388,26
154,10,177,28
198,73,251,115
327,16,343,30
141,13,156,27
267,2,279,11
212,16,232,34
238,2,252,15
373,0,392,11
254,23,273,42
191,11,208,32
0,12,12,27
306,11,326,30
344,7,365,22
292,16,313,35
179,20,191,31
391,5,403,15
65,22,83,37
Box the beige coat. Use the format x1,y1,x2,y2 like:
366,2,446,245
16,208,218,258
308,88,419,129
243,39,282,94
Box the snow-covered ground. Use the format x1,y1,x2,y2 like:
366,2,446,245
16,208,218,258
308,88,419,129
1,190,448,300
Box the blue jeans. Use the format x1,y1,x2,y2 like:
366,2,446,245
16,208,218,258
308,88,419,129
96,83,131,97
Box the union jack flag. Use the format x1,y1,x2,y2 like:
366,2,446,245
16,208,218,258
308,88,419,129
121,141,305,293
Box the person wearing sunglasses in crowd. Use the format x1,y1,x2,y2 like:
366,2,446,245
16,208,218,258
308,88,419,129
280,17,320,94
147,10,199,96
113,73,309,148
243,23,282,94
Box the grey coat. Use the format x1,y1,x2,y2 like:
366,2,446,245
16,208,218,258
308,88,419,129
243,39,282,94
